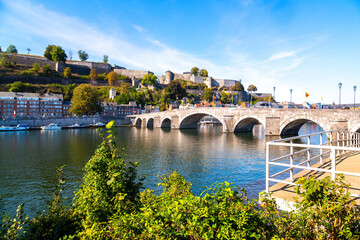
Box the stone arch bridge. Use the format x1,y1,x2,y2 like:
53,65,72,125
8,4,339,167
130,107,360,136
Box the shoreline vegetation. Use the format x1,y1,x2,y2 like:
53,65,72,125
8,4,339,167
1,121,359,239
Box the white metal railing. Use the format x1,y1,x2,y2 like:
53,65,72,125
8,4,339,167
266,130,360,197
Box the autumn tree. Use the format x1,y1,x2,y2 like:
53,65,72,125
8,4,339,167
89,68,98,80
141,73,157,85
199,69,208,77
78,50,88,61
191,66,199,76
234,81,244,91
70,84,100,115
6,45,17,53
108,71,117,86
63,67,71,79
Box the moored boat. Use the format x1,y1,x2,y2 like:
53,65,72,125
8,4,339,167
40,123,62,130
89,122,106,128
0,124,30,131
70,123,86,128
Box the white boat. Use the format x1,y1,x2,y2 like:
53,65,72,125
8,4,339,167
0,124,30,131
41,123,62,130
70,123,86,128
89,122,106,128
197,117,221,126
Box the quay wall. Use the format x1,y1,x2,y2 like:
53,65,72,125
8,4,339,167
0,116,131,128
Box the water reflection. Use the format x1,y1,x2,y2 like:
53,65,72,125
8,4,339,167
0,121,322,217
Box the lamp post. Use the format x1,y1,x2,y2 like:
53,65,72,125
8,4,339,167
290,89,293,103
354,86,357,108
273,86,276,101
338,82,342,109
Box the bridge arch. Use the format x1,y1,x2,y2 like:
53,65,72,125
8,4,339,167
179,113,223,129
234,116,265,133
135,118,142,127
280,116,326,136
147,118,154,128
161,117,171,128
349,123,360,133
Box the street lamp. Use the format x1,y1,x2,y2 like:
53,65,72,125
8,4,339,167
290,89,293,103
273,86,276,101
354,86,357,108
338,82,342,109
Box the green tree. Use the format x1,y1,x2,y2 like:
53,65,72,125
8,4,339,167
203,88,213,102
70,84,100,115
234,81,244,91
220,91,231,104
191,66,199,76
199,69,208,77
78,50,88,61
63,67,71,79
51,46,67,62
108,71,117,86
6,45,17,53
247,84,257,106
89,68,98,80
0,53,9,67
43,45,56,60
141,73,157,85
103,55,108,63
32,62,40,73
167,79,187,100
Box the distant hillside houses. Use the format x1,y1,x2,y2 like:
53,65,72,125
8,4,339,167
159,70,240,88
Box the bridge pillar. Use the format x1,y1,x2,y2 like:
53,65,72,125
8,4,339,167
222,115,235,133
141,118,147,128
153,116,161,128
265,117,281,136
329,120,348,131
171,115,180,129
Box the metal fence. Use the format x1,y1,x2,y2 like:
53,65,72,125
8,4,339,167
266,130,360,197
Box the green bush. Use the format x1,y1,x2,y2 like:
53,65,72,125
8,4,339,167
79,75,89,80
32,62,40,73
64,67,71,79
42,64,51,74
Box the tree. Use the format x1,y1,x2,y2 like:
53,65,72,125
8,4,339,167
203,88,213,102
32,62,40,73
50,46,67,62
234,81,244,91
141,73,157,85
70,84,100,115
108,71,117,86
63,67,71,79
0,46,2,52
191,66,199,76
26,48,31,55
199,69,208,77
167,79,187,100
89,68,98,80
43,64,51,74
220,92,231,104
103,55,108,63
44,45,56,60
247,84,257,106
78,50,88,61
6,45,17,53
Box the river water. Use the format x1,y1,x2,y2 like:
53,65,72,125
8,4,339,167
0,122,321,217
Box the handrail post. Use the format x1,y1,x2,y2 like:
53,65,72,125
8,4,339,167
307,136,311,167
320,133,323,163
266,143,270,193
331,148,336,180
290,140,294,180
337,131,340,155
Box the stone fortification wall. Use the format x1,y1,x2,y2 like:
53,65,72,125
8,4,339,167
6,54,55,69
114,69,153,79
0,116,131,127
56,61,112,75
0,75,88,85
212,79,238,87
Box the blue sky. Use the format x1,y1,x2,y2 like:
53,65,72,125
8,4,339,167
1,0,360,104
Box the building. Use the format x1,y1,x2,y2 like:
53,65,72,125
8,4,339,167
62,101,72,117
0,92,63,118
118,103,141,116
102,102,119,116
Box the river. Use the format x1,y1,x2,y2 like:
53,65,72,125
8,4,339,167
0,122,321,217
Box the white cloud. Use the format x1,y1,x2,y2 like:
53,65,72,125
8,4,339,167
267,51,297,62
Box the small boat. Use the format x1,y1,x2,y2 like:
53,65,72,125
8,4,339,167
41,123,62,130
70,123,86,128
89,122,106,128
0,124,30,131
197,117,221,126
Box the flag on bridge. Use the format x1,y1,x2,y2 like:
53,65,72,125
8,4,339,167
305,92,310,98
